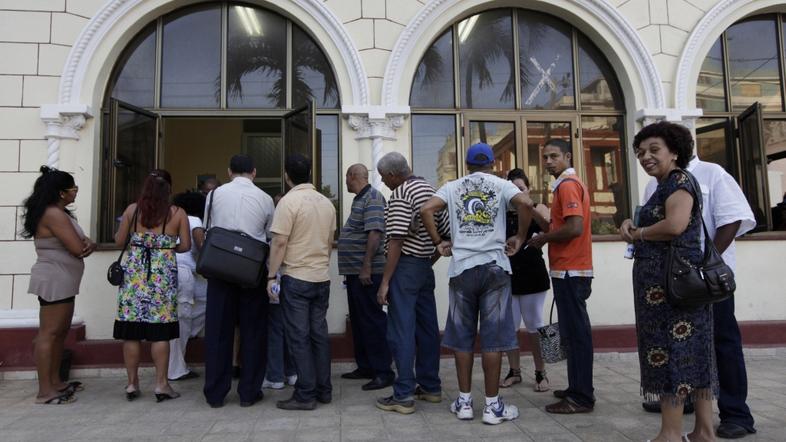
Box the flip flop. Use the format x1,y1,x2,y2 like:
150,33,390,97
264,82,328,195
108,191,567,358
58,381,84,394
155,390,181,403
38,392,77,405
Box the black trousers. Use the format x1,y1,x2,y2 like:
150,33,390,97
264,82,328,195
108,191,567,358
714,295,756,431
346,274,394,378
203,278,268,405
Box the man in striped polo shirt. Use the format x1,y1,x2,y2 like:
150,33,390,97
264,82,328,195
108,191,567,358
337,164,394,391
375,152,448,415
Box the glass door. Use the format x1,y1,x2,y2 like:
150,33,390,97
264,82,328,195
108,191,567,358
696,119,736,177
462,115,521,179
283,100,318,190
738,102,772,231
103,99,159,241
521,118,574,206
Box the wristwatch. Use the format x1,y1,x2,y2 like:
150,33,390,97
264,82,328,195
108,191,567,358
267,276,277,281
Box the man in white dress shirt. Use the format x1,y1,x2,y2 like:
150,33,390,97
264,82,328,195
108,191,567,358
202,154,275,408
642,154,757,439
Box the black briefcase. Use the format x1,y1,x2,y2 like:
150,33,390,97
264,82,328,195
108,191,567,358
196,189,269,288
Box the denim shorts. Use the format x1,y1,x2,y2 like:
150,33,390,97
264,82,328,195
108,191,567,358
442,263,518,353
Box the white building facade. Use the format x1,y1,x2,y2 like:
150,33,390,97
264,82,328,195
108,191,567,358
1,0,785,350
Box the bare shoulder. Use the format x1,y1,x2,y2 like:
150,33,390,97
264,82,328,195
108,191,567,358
42,206,69,223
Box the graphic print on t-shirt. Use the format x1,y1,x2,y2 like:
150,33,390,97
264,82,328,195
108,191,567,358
455,176,500,238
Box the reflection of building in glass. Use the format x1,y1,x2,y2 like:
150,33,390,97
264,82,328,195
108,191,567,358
696,69,725,109
580,78,615,109
436,133,457,188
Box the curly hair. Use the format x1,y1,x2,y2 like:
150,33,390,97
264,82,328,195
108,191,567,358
22,166,76,238
506,168,530,188
633,121,694,169
173,191,206,220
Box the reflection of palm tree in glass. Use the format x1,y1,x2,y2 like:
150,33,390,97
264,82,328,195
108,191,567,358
222,32,338,107
460,13,516,112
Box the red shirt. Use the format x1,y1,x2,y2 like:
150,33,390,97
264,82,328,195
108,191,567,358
548,176,593,271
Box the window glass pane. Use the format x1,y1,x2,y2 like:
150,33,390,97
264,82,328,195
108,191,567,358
293,27,340,109
412,115,457,188
581,116,627,234
227,5,287,108
317,115,340,233
766,120,786,230
727,18,783,112
161,6,221,107
577,35,624,110
696,118,731,171
518,11,574,109
468,121,516,178
459,10,515,109
695,38,727,112
526,122,571,205
110,23,156,108
410,30,454,108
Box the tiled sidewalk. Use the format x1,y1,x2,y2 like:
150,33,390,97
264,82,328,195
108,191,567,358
1,349,784,441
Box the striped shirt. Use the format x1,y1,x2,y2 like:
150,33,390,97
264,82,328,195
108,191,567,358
385,176,449,258
338,184,386,275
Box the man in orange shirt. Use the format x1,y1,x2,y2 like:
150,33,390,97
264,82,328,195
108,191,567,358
527,139,595,414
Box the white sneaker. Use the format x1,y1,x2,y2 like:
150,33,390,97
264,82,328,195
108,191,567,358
286,374,297,386
450,397,474,420
482,398,519,425
261,378,285,390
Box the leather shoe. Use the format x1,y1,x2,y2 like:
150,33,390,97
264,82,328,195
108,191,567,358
362,376,394,391
240,392,264,407
276,396,317,410
341,369,373,380
316,395,332,404
716,423,751,439
553,389,567,399
642,401,694,414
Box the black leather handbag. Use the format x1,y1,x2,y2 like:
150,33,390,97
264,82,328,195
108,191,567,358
107,209,137,286
664,171,735,309
196,189,269,288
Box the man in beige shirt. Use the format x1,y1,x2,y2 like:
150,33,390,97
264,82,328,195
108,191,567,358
267,153,336,410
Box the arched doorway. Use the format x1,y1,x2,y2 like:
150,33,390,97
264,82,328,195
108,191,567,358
98,2,341,241
408,8,628,235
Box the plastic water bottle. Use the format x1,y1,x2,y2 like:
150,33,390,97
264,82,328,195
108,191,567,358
623,243,635,259
270,282,280,304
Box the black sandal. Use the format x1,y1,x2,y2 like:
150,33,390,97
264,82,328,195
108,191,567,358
534,370,550,392
500,368,522,388
58,381,84,394
125,385,140,401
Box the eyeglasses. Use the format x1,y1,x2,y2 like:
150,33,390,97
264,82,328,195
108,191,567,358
64,186,79,193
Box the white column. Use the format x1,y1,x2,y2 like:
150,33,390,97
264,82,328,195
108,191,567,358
347,111,407,189
40,104,93,168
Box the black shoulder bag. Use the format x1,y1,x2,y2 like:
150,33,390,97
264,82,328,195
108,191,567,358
664,171,735,309
196,188,269,288
107,208,138,286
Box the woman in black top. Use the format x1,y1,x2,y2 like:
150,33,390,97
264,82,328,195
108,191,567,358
499,169,552,391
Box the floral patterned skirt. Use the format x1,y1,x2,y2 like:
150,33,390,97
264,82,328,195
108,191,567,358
632,258,718,404
113,233,179,342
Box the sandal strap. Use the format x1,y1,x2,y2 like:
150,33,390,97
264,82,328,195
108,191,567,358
504,368,522,380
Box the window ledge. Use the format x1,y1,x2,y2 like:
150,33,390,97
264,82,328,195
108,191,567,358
738,231,786,241
96,243,122,251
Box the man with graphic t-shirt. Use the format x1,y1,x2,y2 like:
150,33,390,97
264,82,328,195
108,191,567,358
421,143,534,425
527,138,595,414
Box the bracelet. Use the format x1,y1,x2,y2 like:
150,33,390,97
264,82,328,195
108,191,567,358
639,227,646,241
267,276,277,281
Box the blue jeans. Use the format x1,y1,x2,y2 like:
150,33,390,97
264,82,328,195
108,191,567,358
346,274,394,378
387,255,441,400
266,303,296,383
281,276,331,402
552,275,595,407
714,295,755,431
442,263,518,353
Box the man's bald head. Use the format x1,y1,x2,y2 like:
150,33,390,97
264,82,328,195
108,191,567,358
345,164,370,194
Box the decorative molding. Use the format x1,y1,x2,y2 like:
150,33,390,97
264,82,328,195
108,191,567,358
635,108,703,128
40,104,93,169
347,113,407,140
674,0,785,109
57,0,368,106
382,0,665,109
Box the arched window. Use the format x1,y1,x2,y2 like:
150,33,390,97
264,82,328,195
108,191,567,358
695,14,786,231
410,8,626,235
99,2,340,241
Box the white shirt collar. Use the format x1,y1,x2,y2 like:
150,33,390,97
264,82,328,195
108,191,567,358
550,167,577,192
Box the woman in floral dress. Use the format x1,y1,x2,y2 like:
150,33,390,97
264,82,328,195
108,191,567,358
114,169,191,402
621,122,718,442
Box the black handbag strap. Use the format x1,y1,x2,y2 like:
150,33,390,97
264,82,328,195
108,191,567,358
116,208,138,263
673,170,721,261
548,297,557,325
